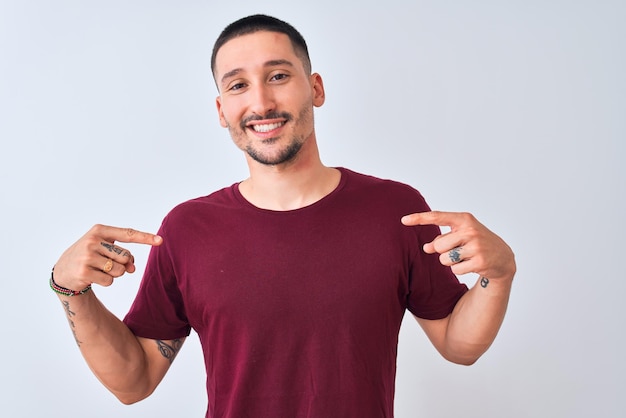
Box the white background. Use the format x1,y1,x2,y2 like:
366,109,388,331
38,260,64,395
1,1,624,417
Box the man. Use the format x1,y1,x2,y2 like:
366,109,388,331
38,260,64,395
52,14,515,418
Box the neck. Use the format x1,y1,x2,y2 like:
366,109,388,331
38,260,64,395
239,138,340,211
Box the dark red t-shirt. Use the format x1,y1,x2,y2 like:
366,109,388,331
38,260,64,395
124,168,468,417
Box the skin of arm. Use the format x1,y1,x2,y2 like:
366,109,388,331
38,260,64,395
402,211,516,365
54,225,183,404
415,275,512,365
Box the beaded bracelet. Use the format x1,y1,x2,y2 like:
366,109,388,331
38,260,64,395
49,268,92,296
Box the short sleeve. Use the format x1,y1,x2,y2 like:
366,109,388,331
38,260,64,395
406,221,468,320
123,218,192,340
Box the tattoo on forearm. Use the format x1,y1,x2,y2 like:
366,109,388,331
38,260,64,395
156,339,183,364
480,277,490,288
62,300,76,318
100,242,130,257
62,300,82,346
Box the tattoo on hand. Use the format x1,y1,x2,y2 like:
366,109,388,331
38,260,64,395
449,247,462,263
480,277,490,288
62,300,82,346
100,242,130,257
157,339,183,364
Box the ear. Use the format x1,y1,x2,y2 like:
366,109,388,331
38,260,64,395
216,95,228,128
310,73,325,107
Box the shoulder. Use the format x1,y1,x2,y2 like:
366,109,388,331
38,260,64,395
171,184,239,213
159,183,243,232
338,167,429,210
340,167,419,191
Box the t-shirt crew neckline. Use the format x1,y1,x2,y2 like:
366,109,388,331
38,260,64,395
232,167,348,215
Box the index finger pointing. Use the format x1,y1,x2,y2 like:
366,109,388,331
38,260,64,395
401,211,469,228
90,224,162,246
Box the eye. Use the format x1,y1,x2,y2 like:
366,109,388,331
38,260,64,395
270,73,289,82
229,82,246,92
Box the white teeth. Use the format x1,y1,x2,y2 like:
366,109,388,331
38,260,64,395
252,122,283,132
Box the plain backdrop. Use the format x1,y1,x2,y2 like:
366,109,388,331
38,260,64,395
1,1,624,417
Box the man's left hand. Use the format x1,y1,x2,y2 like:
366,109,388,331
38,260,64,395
401,211,516,282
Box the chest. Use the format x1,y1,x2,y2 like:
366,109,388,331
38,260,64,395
170,211,412,336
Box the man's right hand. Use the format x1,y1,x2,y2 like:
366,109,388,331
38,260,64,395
53,224,162,293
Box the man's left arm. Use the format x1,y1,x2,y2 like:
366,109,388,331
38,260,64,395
401,211,516,365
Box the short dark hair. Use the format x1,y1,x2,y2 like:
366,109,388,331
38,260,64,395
211,14,312,79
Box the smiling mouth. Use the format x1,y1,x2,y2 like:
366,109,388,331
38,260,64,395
250,122,285,133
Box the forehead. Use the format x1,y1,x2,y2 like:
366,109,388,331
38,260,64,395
214,31,300,78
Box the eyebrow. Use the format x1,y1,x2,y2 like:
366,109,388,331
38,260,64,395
220,59,296,86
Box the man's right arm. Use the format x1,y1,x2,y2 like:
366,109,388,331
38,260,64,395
53,224,181,404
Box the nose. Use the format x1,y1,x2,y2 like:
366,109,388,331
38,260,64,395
248,84,276,117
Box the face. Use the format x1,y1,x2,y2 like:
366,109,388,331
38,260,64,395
214,31,325,166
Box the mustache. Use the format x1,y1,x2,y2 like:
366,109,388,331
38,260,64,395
240,111,293,130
